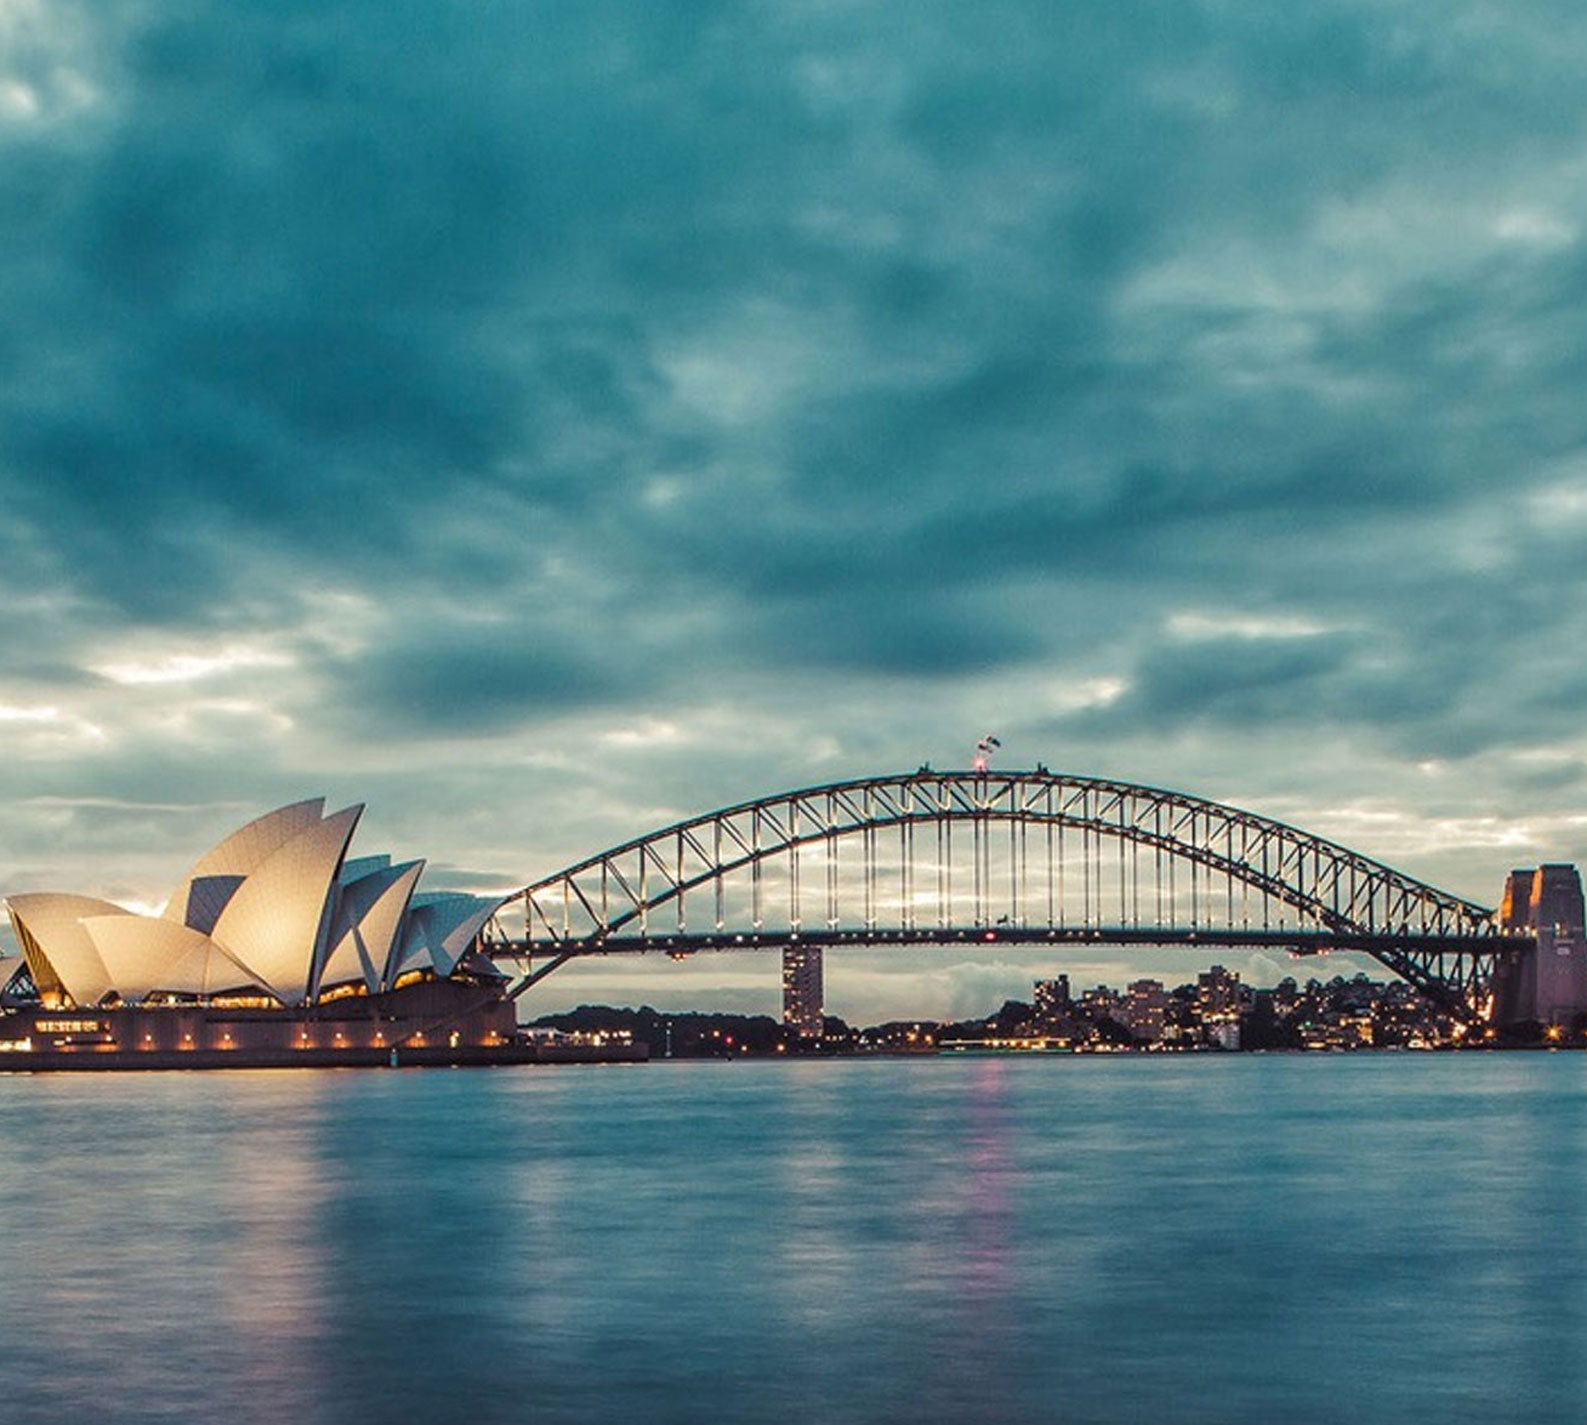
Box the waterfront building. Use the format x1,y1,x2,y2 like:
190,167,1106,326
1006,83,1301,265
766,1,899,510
1033,976,1071,1021
1120,979,1168,1043
782,946,824,1037
1079,985,1120,1020
1207,1020,1242,1051
1194,964,1243,1049
1196,964,1241,1017
0,799,532,1067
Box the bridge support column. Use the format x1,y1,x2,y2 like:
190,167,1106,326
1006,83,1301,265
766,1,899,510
1494,865,1587,1029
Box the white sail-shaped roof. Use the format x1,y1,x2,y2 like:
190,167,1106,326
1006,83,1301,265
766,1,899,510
6,797,504,1009
159,937,267,998
5,893,132,1007
179,874,247,936
339,854,392,885
164,798,326,932
385,892,503,988
317,860,424,996
210,804,363,1005
426,895,503,978
84,916,266,1000
384,902,435,986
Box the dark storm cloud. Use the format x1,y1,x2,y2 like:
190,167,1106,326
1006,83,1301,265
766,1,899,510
334,621,622,734
10,0,1550,626
1103,633,1361,729
755,592,1043,677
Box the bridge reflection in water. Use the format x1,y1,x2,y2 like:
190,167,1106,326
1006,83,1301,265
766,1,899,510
482,770,1582,1028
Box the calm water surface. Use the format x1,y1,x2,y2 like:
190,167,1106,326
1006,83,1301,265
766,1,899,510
1,1054,1585,1424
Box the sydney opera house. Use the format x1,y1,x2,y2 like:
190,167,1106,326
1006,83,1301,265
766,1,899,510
0,799,534,1068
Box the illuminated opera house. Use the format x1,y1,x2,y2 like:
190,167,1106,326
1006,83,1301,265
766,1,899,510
0,799,527,1067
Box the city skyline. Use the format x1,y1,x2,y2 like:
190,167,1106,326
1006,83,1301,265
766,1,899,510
7,3,1587,1024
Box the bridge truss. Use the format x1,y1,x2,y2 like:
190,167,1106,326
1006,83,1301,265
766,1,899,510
485,770,1530,1019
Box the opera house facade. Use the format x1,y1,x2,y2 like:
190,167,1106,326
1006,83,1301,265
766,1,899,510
0,799,530,1068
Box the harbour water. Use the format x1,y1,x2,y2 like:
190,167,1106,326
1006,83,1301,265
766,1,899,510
2,1054,1585,1424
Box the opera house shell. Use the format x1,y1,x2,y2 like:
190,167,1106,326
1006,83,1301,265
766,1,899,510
0,800,534,1068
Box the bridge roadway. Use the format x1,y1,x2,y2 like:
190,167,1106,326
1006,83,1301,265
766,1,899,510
480,769,1543,1021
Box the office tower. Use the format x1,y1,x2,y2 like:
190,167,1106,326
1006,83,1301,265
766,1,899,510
782,946,824,1037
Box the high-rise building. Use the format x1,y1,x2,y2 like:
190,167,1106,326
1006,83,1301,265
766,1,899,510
1079,985,1120,1021
1197,964,1241,1018
1120,979,1168,1043
1197,964,1242,1049
1033,975,1071,1021
782,946,824,1037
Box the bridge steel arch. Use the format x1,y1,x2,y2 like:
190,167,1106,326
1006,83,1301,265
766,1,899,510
487,770,1526,1019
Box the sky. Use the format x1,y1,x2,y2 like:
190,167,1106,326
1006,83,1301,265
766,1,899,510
4,0,1587,1023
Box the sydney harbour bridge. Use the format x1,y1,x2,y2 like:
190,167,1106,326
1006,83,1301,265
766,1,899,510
480,769,1582,1027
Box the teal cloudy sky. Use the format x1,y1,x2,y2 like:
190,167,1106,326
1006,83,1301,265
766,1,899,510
5,1,1587,1021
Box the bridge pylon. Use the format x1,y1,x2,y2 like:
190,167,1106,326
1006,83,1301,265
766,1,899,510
1493,865,1587,1029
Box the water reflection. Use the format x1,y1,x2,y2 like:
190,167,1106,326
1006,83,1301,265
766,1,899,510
0,1074,330,1424
2,1058,1587,1424
901,1059,1020,1423
773,1072,854,1330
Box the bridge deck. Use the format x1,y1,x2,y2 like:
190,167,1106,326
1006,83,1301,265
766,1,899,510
488,927,1530,957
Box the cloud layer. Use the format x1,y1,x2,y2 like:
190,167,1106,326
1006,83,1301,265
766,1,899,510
5,1,1587,1020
